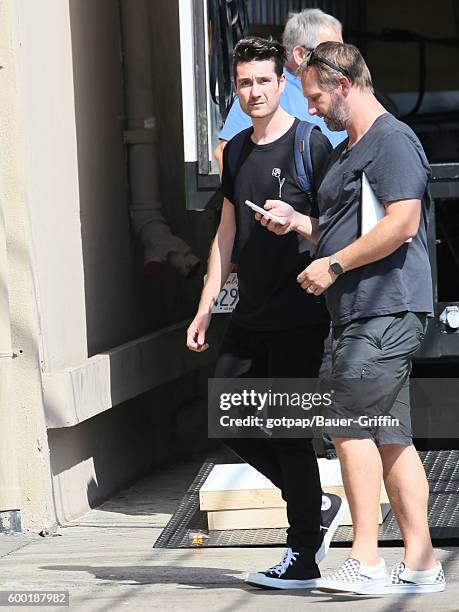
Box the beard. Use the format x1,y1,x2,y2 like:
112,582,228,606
324,92,349,131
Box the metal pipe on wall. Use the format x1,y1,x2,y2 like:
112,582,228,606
0,190,21,532
119,0,200,279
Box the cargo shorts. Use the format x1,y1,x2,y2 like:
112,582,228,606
322,311,428,446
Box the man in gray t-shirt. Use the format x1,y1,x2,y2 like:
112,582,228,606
315,112,433,326
256,42,445,594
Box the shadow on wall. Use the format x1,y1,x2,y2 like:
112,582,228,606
119,0,203,319
47,365,215,524
68,0,213,354
68,0,144,357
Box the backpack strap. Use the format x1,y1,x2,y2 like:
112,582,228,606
294,121,319,257
294,121,318,207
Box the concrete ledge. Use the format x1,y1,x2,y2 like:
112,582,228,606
43,319,224,428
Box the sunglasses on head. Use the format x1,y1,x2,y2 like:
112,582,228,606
306,49,352,79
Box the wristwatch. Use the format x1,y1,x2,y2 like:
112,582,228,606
329,253,344,277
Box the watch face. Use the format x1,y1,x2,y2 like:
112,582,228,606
331,262,343,275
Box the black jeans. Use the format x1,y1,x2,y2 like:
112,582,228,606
213,319,330,555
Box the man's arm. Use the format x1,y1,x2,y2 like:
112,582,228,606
298,198,421,294
213,140,227,178
335,199,420,271
197,198,235,312
186,199,236,351
291,212,320,243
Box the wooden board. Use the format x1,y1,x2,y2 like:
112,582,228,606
200,460,389,511
208,507,289,530
207,503,391,531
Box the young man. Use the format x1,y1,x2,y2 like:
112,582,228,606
257,41,446,594
187,37,347,589
213,9,346,174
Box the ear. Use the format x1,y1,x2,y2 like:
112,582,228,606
339,76,352,97
278,72,286,93
291,44,307,67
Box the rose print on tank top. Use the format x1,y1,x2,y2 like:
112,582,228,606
272,168,285,198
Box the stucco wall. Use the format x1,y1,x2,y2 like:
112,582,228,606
1,0,57,532
14,0,88,372
1,0,220,530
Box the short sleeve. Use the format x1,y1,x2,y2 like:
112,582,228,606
219,98,252,141
365,130,431,204
220,141,234,203
309,128,332,217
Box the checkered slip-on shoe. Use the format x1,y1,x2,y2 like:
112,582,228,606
316,494,349,564
382,561,446,594
316,558,388,594
245,547,321,589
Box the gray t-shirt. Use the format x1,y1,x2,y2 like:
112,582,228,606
316,113,433,326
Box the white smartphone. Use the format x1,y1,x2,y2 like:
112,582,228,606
244,200,286,225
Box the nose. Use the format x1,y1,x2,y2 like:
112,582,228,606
308,102,317,116
250,82,261,97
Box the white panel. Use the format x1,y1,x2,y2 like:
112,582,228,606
203,0,214,162
178,0,197,162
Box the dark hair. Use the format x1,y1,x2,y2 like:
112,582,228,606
233,36,286,83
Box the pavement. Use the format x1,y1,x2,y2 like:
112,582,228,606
0,454,458,612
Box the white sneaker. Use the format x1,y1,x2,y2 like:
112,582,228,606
316,558,388,594
383,561,446,594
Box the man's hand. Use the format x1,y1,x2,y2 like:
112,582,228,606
297,257,337,296
187,312,212,352
254,199,297,235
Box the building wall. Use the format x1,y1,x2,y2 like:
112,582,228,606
13,0,88,372
11,0,211,372
1,0,220,530
69,0,145,357
0,0,57,532
48,367,214,524
44,0,220,524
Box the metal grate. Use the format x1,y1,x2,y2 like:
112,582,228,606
154,450,459,548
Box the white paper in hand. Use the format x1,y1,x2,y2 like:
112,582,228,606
361,172,385,235
361,172,412,242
